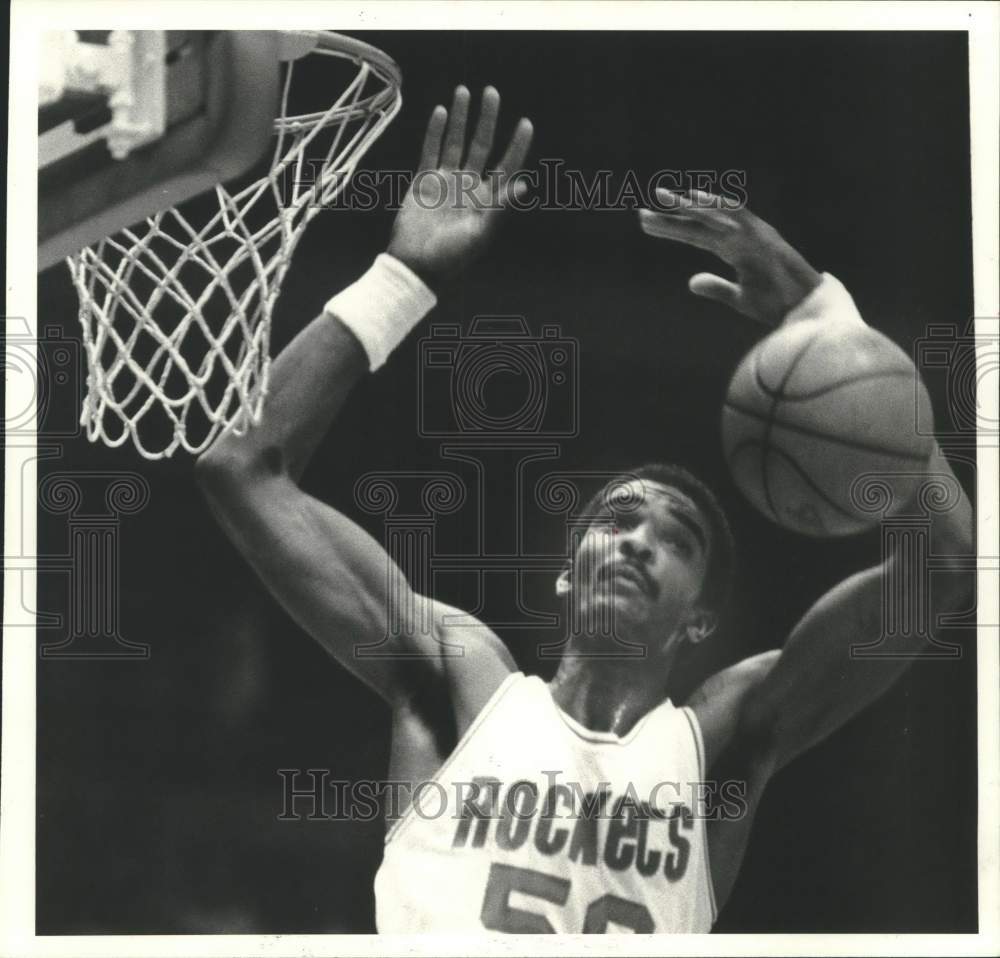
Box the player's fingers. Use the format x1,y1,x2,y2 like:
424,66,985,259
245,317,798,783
418,105,448,171
686,188,728,209
440,86,471,169
638,208,717,252
688,188,750,215
464,86,500,174
652,187,696,213
688,272,743,310
653,188,735,232
493,117,534,180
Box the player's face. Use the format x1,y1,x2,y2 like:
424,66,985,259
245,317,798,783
569,481,712,639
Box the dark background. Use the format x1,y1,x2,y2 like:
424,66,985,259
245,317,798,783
35,31,977,933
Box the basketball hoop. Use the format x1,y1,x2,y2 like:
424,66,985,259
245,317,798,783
66,31,402,459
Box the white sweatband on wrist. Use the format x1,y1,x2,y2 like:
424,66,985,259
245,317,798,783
784,272,866,327
324,253,438,371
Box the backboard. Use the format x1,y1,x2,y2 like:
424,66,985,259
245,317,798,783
38,31,283,270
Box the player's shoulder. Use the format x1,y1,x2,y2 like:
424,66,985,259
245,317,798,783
429,599,516,669
684,649,781,770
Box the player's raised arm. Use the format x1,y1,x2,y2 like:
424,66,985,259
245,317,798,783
642,193,975,911
196,87,531,710
640,191,975,771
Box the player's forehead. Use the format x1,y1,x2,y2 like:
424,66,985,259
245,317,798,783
610,480,710,542
610,479,697,513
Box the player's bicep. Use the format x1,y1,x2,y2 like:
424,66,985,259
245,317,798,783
739,562,915,770
205,471,445,701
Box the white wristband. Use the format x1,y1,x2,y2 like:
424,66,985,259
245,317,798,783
324,253,438,370
784,272,865,326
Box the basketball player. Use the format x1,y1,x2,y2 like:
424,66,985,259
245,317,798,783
196,87,974,932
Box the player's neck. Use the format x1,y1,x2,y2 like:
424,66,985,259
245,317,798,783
547,650,676,737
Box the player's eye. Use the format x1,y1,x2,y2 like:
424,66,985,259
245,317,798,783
612,509,637,529
663,533,693,557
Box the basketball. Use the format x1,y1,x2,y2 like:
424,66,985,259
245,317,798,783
721,318,934,536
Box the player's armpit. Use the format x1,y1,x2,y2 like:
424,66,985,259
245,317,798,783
684,650,780,772
196,464,514,718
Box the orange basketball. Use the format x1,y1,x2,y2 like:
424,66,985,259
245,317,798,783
721,319,934,536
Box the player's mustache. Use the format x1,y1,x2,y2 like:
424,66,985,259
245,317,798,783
595,560,658,599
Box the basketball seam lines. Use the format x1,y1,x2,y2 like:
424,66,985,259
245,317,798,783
757,367,916,401
730,439,861,521
757,333,821,523
723,400,930,462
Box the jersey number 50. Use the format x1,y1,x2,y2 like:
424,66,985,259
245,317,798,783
481,862,655,933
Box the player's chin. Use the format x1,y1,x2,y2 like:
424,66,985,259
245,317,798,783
588,592,649,627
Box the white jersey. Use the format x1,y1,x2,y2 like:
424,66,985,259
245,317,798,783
375,672,717,933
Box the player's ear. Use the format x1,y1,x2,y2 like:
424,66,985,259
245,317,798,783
684,608,717,645
555,563,572,597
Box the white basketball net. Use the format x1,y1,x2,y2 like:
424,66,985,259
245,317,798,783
67,32,401,459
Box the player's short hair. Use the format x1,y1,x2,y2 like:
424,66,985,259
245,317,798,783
576,463,736,613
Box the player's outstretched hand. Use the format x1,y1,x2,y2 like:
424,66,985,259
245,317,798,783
639,188,823,326
387,86,533,288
